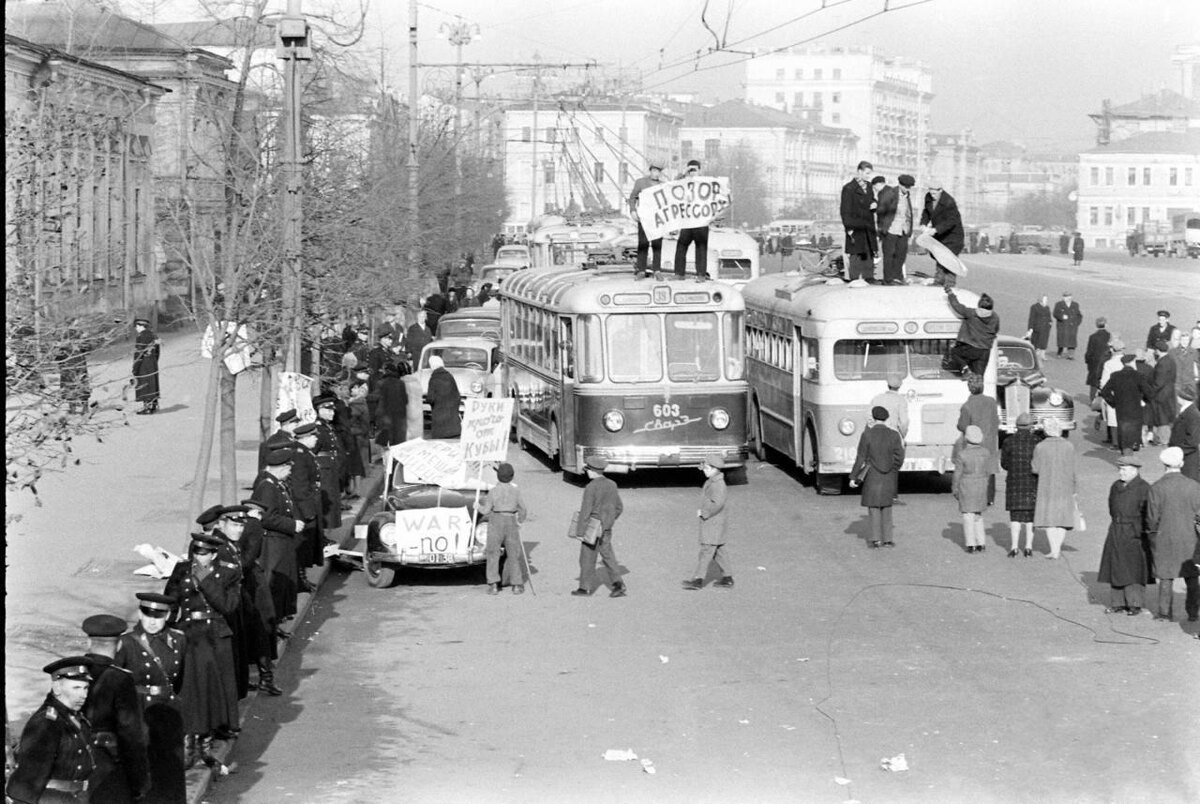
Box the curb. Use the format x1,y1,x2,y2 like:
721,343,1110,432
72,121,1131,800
185,465,385,804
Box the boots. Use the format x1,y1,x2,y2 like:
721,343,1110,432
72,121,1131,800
487,583,500,595
298,568,317,594
199,735,219,767
184,734,199,769
258,660,283,696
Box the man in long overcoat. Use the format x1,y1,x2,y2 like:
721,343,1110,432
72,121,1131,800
919,182,965,287
1168,383,1200,482
132,318,161,414
1052,292,1083,358
839,160,878,282
251,451,304,624
1084,318,1111,401
427,355,462,439
1025,296,1053,359
1146,340,1178,445
850,407,906,548
290,424,325,579
682,453,733,589
1101,354,1149,454
1146,446,1200,621
1097,455,1153,615
375,362,409,448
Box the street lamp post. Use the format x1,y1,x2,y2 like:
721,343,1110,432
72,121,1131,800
438,18,480,249
276,0,311,374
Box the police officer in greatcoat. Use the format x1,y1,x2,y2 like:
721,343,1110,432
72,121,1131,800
114,593,187,804
207,506,254,701
290,423,325,587
163,532,241,769
239,499,283,696
252,448,305,626
313,394,345,532
257,408,300,472
6,657,97,804
80,614,150,803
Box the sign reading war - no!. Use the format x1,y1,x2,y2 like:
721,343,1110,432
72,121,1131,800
461,398,515,463
636,175,731,240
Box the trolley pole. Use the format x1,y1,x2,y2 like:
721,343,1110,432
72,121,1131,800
407,0,420,289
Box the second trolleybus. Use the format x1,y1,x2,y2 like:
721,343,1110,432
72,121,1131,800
499,265,749,475
741,273,997,493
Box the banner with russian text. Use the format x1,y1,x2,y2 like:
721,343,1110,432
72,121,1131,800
636,175,731,240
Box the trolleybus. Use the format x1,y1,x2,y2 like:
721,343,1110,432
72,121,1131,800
528,217,628,269
499,265,749,475
742,273,997,493
663,227,762,289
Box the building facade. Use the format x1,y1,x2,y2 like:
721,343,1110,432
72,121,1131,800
5,34,165,319
501,100,680,228
925,130,983,222
978,141,1079,217
744,45,932,180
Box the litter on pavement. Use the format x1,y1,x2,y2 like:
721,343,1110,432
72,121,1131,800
880,753,909,772
133,543,180,579
640,758,656,774
603,749,638,761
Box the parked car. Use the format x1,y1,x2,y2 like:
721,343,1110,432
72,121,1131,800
415,338,503,413
470,263,519,296
434,308,501,343
493,244,531,268
995,335,1075,434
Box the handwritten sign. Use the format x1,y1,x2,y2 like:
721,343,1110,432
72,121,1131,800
461,398,514,463
389,506,475,555
276,372,316,430
387,439,469,488
637,176,731,240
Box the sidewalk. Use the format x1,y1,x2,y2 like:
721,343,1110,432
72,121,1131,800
3,327,379,764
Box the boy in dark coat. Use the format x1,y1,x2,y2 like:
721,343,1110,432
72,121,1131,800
945,289,999,377
682,453,733,589
572,457,626,597
1097,455,1152,615
850,406,906,548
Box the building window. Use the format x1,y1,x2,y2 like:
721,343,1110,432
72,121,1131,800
832,113,841,124
619,162,629,184
1089,207,1098,225
1089,167,1099,185
813,91,823,107
704,138,720,161
833,68,842,79
1142,207,1149,221
521,127,531,142
1127,208,1136,225
681,140,693,159
776,68,785,79
794,68,803,79
1104,207,1113,226
794,91,804,107
775,92,785,103
1127,167,1136,185
544,164,555,184
832,92,841,104
1104,167,1113,185
1143,167,1151,185
594,162,604,183
814,68,823,80
1186,167,1194,185
1170,167,1178,185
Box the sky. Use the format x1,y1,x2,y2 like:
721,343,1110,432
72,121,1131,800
128,0,1198,152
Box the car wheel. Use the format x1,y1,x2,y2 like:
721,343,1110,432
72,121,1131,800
364,515,396,588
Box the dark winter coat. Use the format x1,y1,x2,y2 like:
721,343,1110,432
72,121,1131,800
114,626,188,804
1026,303,1052,350
1000,428,1042,513
839,178,877,256
1101,366,1148,426
1084,328,1111,388
1097,476,1152,588
133,329,161,403
82,654,151,803
1168,402,1200,482
957,393,1001,473
1146,356,1177,427
1145,322,1176,350
920,190,965,254
376,375,408,446
427,367,462,438
251,471,300,621
1053,300,1083,350
6,693,96,804
851,423,905,508
948,293,1000,350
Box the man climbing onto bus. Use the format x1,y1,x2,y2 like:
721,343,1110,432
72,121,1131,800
945,288,999,378
629,161,666,279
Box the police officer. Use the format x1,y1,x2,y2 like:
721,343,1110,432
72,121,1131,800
80,614,150,803
257,408,300,472
313,394,345,532
252,447,305,627
164,532,241,769
291,423,325,588
238,499,283,696
6,657,97,803
114,593,187,804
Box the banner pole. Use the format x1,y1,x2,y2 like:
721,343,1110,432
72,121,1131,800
470,461,484,560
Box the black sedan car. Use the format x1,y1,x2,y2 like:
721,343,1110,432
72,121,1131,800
995,335,1075,433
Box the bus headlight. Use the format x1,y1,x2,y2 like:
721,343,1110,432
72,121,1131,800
1048,391,1064,406
838,418,856,436
603,410,625,432
470,380,484,394
709,408,730,430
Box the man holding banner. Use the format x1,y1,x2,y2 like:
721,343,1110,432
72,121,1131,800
635,159,731,282
628,161,666,279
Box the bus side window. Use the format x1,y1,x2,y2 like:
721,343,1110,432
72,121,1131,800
561,319,574,379
802,337,819,380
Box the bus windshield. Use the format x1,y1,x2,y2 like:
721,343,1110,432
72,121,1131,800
833,338,959,381
666,313,721,381
592,312,731,384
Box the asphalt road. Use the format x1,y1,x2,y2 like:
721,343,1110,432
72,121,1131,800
209,255,1199,803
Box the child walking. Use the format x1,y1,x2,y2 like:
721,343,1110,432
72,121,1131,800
683,453,733,590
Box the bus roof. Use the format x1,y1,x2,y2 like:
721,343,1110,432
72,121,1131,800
741,272,982,324
499,266,745,312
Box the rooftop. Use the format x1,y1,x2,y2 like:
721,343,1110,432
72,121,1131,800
679,99,853,136
1082,129,1200,155
1096,89,1200,120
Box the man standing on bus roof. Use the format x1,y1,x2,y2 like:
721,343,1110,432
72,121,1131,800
674,159,711,281
919,180,965,288
876,174,916,285
840,160,879,283
629,161,666,279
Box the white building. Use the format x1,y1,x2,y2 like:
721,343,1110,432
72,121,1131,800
1076,131,1200,248
501,100,680,227
925,130,983,222
678,99,856,218
744,45,932,179
978,141,1079,216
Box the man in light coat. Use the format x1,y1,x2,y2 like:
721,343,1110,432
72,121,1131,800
682,453,733,590
1146,446,1200,622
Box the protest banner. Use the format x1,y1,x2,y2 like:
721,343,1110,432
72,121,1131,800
387,439,470,488
276,372,316,428
461,398,514,463
636,175,731,241
201,321,255,375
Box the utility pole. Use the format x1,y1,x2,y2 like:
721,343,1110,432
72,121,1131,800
277,0,311,373
526,53,543,223
407,0,420,289
438,18,480,248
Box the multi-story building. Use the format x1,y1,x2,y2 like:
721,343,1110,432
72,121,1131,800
925,130,983,222
5,34,165,318
678,99,856,219
501,100,680,228
978,141,1079,216
1076,131,1200,248
744,45,932,179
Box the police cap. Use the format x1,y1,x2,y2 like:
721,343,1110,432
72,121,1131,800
81,614,127,638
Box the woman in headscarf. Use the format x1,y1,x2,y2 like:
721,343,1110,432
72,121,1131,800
1000,412,1041,557
427,354,462,439
1031,417,1078,559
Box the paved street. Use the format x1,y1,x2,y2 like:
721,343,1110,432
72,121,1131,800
202,256,1198,803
